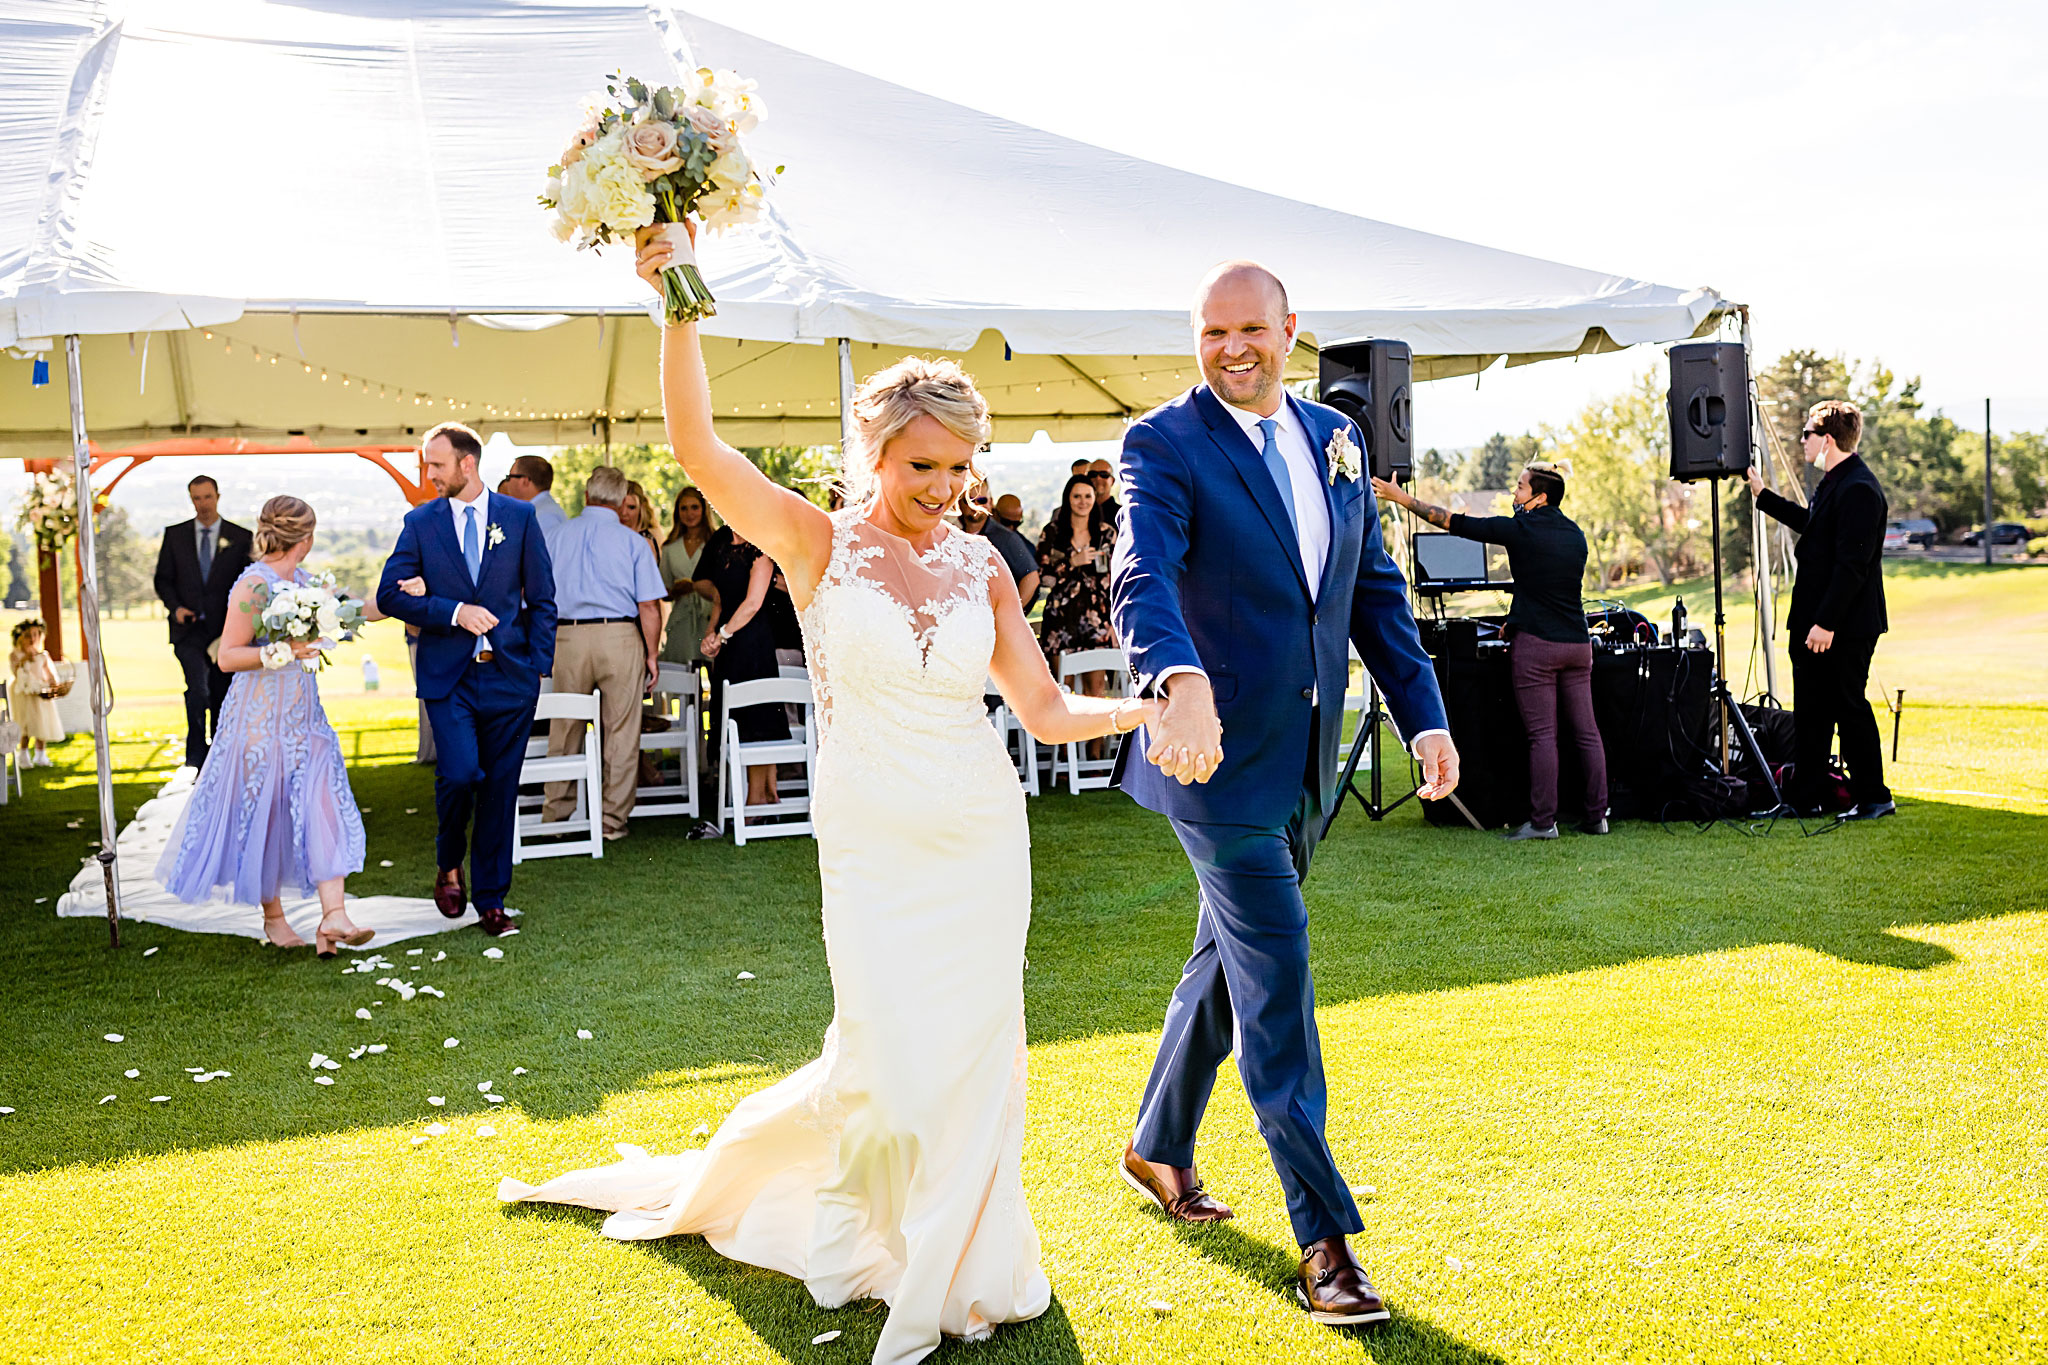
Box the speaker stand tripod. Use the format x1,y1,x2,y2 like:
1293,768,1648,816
1707,477,1788,815
1321,678,1415,838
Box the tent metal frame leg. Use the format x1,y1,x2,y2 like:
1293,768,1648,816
65,334,121,949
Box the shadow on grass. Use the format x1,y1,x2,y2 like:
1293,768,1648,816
6,732,2047,1176
1170,1219,1505,1364
504,1202,1084,1363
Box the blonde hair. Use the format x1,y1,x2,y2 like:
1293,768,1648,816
842,356,992,508
253,495,316,556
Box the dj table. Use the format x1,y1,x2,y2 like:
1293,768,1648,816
1415,617,1716,829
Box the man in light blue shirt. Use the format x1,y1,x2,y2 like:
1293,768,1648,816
504,454,568,529
542,465,667,840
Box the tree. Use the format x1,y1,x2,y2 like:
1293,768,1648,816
4,533,28,607
1461,433,1516,491
549,442,836,532
1416,446,1459,484
1547,371,1699,587
91,505,155,611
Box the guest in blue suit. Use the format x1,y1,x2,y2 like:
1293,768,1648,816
378,423,556,936
1110,262,1460,1328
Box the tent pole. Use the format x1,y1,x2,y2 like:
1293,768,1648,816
1739,307,1779,704
64,335,121,949
837,338,855,462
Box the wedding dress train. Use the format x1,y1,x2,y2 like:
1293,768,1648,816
501,508,1049,1364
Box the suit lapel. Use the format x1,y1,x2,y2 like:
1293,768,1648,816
429,498,476,591
475,492,498,583
1194,386,1310,601
1292,396,1357,606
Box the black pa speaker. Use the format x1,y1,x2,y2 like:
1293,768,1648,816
1319,338,1412,481
1667,342,1752,482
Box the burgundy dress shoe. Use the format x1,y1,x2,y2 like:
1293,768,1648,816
476,904,514,936
1297,1236,1389,1326
432,870,466,919
1118,1143,1233,1223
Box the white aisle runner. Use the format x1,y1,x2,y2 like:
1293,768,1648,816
55,770,516,948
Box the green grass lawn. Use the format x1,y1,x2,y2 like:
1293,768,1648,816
2,564,2045,1364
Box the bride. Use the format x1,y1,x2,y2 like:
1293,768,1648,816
500,224,1159,1365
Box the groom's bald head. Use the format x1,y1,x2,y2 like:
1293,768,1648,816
1192,261,1289,328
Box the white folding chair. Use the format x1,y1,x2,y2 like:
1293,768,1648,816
719,676,817,845
985,677,1039,796
513,689,603,862
777,663,812,746
0,680,21,804
632,662,701,819
1343,642,1367,741
1056,647,1130,792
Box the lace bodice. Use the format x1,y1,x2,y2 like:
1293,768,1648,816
798,507,1002,745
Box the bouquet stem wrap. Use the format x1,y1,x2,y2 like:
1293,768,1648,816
654,220,716,324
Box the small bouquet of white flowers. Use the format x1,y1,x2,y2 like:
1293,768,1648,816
247,572,366,673
540,67,774,324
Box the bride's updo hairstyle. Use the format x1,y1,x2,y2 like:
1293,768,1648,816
253,495,317,556
841,356,992,509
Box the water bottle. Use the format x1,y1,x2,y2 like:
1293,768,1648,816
362,655,381,692
1670,597,1687,648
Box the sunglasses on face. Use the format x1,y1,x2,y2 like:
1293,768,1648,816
1800,427,1822,440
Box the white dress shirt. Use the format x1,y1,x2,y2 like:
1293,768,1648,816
1157,396,1449,755
448,488,493,654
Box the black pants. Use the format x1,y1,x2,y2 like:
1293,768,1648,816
1788,633,1890,808
173,634,231,768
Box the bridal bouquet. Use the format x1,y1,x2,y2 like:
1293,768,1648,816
541,68,773,324
248,573,365,673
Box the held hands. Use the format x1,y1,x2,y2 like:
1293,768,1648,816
701,631,724,659
635,219,695,300
1413,732,1461,801
288,640,320,661
454,604,499,637
1145,675,1224,785
1805,624,1835,654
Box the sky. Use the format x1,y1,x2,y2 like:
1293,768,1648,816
9,0,2043,530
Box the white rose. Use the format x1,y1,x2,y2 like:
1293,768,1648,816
315,601,343,639
708,149,751,192
260,641,293,671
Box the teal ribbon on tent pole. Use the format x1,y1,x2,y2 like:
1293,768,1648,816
65,334,121,950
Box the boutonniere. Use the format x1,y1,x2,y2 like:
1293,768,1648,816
1326,427,1362,485
486,523,506,549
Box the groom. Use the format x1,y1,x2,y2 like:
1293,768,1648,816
1110,262,1458,1327
378,422,556,936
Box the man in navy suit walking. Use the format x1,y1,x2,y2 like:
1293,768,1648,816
1110,262,1459,1327
378,423,556,936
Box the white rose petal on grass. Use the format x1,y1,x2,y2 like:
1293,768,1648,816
319,1059,341,1071
477,1082,493,1093
811,1331,842,1345
407,948,423,956
124,1069,139,1079
424,1122,448,1136
366,1044,388,1054
486,1094,504,1104
409,1135,429,1146
483,948,504,960
511,1067,527,1076
103,1034,124,1043
405,808,418,815
1350,1184,1376,1199
314,1075,335,1086
309,1053,329,1068
34,897,47,905
355,1008,373,1021
428,1096,446,1107
444,1038,460,1049
378,860,394,868
576,1029,593,1040
691,1124,710,1139
185,1067,205,1074
348,1046,367,1061
1444,1255,1465,1272
420,986,445,998
0,1108,14,1115
433,951,447,962
1148,1301,1174,1316
475,1124,498,1138
143,947,158,957
149,1096,170,1103
98,1094,116,1105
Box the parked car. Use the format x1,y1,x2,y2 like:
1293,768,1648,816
1959,522,2029,546
1883,524,1910,553
1898,518,1938,548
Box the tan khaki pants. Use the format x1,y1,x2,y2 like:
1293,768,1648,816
544,622,645,837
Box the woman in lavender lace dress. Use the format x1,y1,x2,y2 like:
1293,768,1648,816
157,495,424,956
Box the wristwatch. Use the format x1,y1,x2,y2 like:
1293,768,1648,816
716,624,733,642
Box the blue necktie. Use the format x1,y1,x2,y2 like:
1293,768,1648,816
198,525,214,580
1257,418,1299,539
462,504,482,582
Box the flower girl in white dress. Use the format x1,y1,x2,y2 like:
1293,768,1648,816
501,225,1160,1365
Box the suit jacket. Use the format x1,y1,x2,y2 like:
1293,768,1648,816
376,493,557,701
154,518,253,644
1756,453,1888,639
1111,385,1447,829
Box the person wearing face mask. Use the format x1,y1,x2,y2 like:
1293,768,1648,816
1373,460,1608,841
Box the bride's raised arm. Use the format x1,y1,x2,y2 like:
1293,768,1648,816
637,223,835,599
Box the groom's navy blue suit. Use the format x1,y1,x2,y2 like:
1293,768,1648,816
1112,384,1446,1247
378,492,555,912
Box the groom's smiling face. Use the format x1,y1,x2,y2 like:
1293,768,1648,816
1194,264,1296,415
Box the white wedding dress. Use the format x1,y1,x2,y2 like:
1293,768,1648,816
500,508,1049,1365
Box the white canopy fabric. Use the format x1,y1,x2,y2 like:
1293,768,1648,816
0,0,1723,454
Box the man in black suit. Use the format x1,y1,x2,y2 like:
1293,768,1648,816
1749,400,1894,820
154,475,253,768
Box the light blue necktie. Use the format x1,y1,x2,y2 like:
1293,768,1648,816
1257,418,1298,538
462,503,482,582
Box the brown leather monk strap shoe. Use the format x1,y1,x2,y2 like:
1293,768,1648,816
1118,1143,1234,1223
433,868,466,919
1297,1236,1390,1326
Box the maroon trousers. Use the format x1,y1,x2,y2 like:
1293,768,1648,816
1509,634,1609,829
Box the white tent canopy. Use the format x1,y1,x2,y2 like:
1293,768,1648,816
0,0,1724,454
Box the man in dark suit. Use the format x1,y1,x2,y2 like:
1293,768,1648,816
1749,399,1894,820
1110,261,1458,1327
153,475,252,768
378,422,557,935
